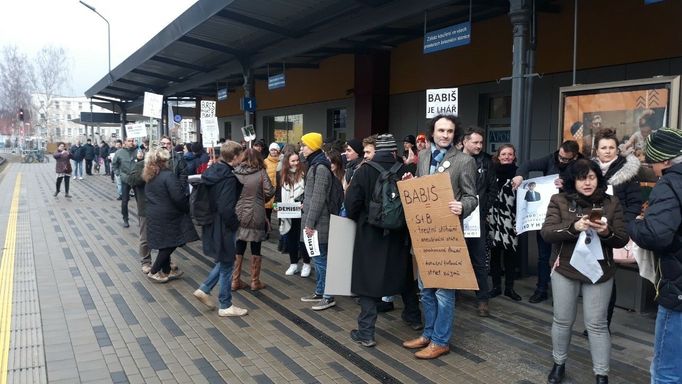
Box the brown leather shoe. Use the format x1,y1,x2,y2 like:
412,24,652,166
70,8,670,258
477,302,490,317
402,336,430,349
415,342,450,359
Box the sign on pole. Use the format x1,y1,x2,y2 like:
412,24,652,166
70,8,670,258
201,117,219,148
424,21,471,54
125,123,147,138
397,173,478,290
426,88,458,118
143,92,164,119
200,100,216,118
241,124,256,142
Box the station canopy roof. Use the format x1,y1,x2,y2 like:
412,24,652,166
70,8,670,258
85,0,560,111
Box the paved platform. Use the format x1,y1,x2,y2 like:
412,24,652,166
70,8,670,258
0,161,655,384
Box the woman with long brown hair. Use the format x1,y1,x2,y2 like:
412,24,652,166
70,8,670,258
143,148,198,283
278,151,311,277
232,148,275,290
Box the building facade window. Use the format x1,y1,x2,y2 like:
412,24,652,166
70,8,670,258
263,114,303,145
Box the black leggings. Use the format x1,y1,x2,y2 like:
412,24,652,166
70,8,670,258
236,240,261,256
56,176,70,194
151,247,176,274
490,247,518,289
287,219,310,264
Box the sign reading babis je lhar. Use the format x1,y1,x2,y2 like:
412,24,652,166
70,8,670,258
426,87,458,118
397,172,478,290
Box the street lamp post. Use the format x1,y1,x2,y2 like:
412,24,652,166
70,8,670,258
79,0,113,83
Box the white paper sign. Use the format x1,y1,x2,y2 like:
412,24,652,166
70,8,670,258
201,117,219,148
426,87,458,118
305,230,321,257
463,195,480,238
142,92,163,119
325,215,356,296
276,202,302,219
515,174,559,235
200,100,216,118
125,123,147,138
569,229,604,283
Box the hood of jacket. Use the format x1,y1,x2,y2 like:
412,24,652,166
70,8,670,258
183,151,195,161
201,161,234,186
233,164,261,176
604,154,640,187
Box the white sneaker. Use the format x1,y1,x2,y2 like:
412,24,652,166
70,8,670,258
300,263,311,278
218,305,248,317
193,289,215,310
79,177,84,180
285,264,299,276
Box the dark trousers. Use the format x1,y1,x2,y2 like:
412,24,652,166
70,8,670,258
357,296,380,341
121,182,131,221
110,165,115,182
400,278,422,325
490,247,518,289
465,234,490,302
288,219,310,264
151,247,176,275
236,240,261,256
56,176,70,194
85,159,93,175
536,231,553,293
104,158,111,175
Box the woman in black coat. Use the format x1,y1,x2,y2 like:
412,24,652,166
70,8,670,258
191,141,249,317
143,148,199,283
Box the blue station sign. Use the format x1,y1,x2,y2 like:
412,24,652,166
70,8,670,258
423,21,471,54
217,88,228,101
268,73,286,90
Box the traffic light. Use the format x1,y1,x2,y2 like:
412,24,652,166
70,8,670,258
18,108,24,121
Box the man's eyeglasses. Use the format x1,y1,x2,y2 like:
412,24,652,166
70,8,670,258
160,141,171,146
558,155,574,163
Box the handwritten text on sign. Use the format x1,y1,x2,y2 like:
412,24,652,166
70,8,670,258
397,172,478,290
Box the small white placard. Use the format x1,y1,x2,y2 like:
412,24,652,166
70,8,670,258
276,202,302,219
125,123,147,138
201,117,220,148
426,87,458,118
200,100,216,118
142,92,163,119
305,230,321,257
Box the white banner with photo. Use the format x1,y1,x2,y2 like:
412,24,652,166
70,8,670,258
515,174,559,235
463,195,480,238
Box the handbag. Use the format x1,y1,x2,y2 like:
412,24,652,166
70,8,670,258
613,238,636,264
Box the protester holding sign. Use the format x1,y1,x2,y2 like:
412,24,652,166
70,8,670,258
344,134,418,348
540,159,627,384
277,151,311,277
402,114,478,360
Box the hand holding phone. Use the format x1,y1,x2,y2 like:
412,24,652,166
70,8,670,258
589,208,603,223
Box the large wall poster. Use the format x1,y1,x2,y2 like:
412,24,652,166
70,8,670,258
559,76,680,160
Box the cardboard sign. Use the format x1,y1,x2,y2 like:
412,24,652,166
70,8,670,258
397,172,478,290
276,202,301,219
325,215,356,296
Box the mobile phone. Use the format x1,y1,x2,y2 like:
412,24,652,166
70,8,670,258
589,208,603,223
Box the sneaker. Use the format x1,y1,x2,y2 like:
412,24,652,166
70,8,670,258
141,264,151,274
168,269,184,280
64,194,72,198
300,263,312,278
147,271,168,283
53,191,59,197
312,297,336,311
193,289,216,310
350,329,376,347
285,264,299,276
79,177,84,180
218,305,248,317
300,293,323,302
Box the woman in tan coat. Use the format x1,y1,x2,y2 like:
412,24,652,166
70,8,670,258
232,148,276,291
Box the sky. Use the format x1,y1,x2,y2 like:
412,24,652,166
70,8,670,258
0,0,198,96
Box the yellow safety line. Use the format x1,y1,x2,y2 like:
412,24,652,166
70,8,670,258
0,174,22,384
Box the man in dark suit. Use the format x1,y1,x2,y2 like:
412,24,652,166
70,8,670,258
524,182,541,202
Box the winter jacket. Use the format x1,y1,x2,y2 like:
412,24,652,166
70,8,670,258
541,192,629,284
416,146,478,218
183,152,197,175
83,143,96,161
100,143,110,160
70,144,85,162
168,150,189,194
488,163,518,251
300,150,333,244
144,169,199,250
471,152,498,221
264,154,279,208
234,165,275,242
345,151,413,297
127,160,146,217
112,147,136,184
597,154,642,225
201,161,243,263
628,163,682,312
54,150,72,174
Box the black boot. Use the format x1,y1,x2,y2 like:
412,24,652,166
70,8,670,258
489,286,502,298
547,363,565,384
504,288,522,301
529,290,548,303
595,375,608,384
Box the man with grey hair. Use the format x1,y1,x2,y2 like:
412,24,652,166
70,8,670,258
628,127,682,383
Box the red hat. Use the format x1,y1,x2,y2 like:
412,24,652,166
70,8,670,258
416,134,427,143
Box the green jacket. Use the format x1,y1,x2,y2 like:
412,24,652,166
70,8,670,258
112,147,136,184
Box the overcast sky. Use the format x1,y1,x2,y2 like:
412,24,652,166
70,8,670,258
0,0,197,96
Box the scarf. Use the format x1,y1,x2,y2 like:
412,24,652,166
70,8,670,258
597,157,617,176
429,143,451,175
495,163,517,187
566,188,607,208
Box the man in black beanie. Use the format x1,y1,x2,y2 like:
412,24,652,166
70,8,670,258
343,138,364,189
628,127,682,383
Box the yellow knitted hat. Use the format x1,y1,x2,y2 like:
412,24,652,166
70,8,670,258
301,132,323,151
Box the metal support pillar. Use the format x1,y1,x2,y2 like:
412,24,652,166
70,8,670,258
242,63,253,129
509,0,530,162
121,104,127,140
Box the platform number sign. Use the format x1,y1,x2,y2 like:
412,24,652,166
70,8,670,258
243,97,257,112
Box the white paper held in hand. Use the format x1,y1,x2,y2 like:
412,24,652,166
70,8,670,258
305,230,321,257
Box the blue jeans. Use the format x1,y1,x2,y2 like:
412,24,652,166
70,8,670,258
312,243,331,298
536,231,552,293
73,160,83,178
651,305,682,383
199,261,235,310
418,277,455,346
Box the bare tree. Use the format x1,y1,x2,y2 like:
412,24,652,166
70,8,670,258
0,45,35,139
33,45,71,142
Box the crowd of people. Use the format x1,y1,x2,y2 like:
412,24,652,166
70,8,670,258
49,116,682,383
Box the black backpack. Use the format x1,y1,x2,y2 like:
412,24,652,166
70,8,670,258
365,161,405,230
189,178,214,226
311,164,344,216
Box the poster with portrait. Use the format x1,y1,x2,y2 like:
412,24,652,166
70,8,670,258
515,175,559,235
559,76,680,161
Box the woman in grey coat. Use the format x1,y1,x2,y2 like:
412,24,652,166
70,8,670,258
231,148,275,291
